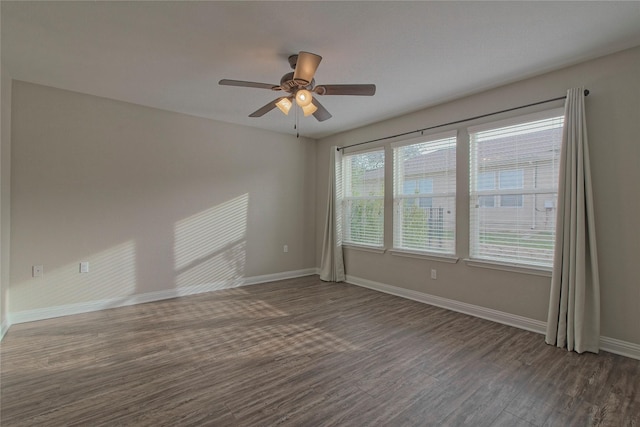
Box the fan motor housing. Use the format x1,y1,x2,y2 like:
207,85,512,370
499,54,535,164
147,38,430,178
288,54,299,70
279,72,314,93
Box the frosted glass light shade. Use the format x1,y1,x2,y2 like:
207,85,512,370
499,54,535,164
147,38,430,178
295,89,313,107
302,103,318,117
276,97,292,115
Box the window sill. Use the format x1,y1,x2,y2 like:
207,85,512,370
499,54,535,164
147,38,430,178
390,249,459,263
343,244,386,254
463,258,552,277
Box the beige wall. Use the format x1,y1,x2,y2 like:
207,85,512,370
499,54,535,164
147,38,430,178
10,81,316,312
316,46,640,345
1,68,11,329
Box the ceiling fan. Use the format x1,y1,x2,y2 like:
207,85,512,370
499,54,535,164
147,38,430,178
219,51,376,122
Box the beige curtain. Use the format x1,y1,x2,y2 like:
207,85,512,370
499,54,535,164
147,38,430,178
546,88,600,354
319,146,345,282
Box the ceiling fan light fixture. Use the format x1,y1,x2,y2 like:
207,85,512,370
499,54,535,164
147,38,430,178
302,102,318,117
220,51,375,122
295,89,313,107
276,97,292,115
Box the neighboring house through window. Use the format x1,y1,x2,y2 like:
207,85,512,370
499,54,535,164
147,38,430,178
392,131,456,254
469,109,564,267
498,169,524,207
477,171,496,208
403,178,434,208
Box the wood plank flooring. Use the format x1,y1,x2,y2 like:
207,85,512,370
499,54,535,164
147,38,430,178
1,275,639,426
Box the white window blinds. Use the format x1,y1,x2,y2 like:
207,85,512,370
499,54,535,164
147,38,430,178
342,149,385,247
469,110,564,267
393,132,456,254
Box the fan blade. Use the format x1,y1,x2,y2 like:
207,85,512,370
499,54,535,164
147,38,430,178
293,52,322,86
249,97,285,117
219,79,280,90
314,84,376,96
311,98,332,122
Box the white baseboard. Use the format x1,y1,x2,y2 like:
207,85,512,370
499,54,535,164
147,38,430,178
345,274,640,361
0,316,9,341
599,336,640,360
345,275,547,334
7,268,317,326
242,268,318,286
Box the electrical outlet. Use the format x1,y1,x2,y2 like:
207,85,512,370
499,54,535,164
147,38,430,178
431,269,437,280
33,265,44,278
283,245,289,253
80,262,90,273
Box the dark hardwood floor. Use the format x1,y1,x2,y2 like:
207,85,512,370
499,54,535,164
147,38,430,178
1,275,638,426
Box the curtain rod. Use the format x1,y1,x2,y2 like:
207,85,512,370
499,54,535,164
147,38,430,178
337,89,589,151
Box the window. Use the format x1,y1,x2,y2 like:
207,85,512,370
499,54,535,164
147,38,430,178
342,149,385,247
469,109,564,267
393,131,456,254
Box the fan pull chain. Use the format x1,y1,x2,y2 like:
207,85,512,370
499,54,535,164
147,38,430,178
295,104,300,138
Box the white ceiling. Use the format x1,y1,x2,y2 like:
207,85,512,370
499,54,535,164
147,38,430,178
2,1,640,139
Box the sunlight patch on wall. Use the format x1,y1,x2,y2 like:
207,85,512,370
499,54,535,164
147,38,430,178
11,240,137,311
174,194,249,290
